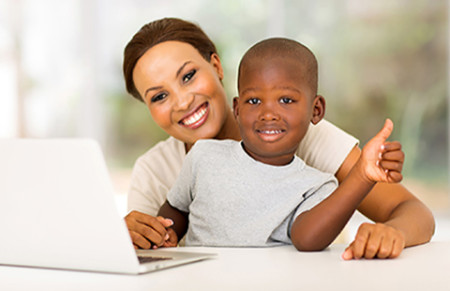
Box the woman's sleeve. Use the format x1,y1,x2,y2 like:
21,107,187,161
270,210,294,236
296,119,359,174
126,157,170,216
127,138,185,216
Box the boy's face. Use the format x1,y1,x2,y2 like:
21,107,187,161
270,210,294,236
234,56,324,166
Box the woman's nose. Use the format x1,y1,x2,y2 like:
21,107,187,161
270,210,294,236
173,92,195,111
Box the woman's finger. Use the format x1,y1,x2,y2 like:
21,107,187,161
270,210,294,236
352,224,372,259
129,230,152,249
134,223,167,246
135,214,168,237
375,236,393,259
363,231,382,259
342,242,355,260
389,238,405,258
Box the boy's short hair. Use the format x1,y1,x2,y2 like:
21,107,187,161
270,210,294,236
238,38,318,96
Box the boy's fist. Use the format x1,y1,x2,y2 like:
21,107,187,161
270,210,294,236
360,119,404,183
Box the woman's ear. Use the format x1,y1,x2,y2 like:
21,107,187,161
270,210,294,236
311,95,326,125
210,53,224,80
233,97,240,119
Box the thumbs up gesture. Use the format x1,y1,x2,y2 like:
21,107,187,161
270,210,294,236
359,119,404,183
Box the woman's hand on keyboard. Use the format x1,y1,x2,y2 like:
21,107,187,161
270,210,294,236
125,210,174,249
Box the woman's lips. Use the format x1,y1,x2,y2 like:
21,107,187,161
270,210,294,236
179,103,209,129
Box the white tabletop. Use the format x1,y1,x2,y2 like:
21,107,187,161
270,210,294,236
1,241,449,291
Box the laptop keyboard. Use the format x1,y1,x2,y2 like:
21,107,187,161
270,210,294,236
138,256,172,264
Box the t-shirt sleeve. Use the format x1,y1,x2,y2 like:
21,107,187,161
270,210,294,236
286,174,338,237
127,137,185,217
294,177,338,216
296,119,359,174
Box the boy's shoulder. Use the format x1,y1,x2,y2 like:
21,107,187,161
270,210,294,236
295,155,337,183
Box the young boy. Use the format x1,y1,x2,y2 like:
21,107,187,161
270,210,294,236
158,38,404,251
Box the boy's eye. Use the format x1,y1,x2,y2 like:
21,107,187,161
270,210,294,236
182,69,196,83
247,98,260,105
150,92,168,103
280,97,293,104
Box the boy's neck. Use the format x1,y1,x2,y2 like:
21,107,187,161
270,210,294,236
240,142,296,166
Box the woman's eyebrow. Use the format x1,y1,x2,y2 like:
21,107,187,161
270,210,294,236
144,86,163,99
176,61,192,78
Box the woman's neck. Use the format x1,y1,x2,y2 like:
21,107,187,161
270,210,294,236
185,107,241,152
215,108,241,141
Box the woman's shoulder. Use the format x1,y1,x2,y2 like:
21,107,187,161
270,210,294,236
296,119,359,174
135,136,186,170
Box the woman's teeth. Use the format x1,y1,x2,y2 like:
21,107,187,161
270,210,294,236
182,106,207,126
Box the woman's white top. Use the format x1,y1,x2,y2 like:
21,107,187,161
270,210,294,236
127,119,359,216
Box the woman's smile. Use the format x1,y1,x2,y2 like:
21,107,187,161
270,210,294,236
132,41,238,145
179,102,210,129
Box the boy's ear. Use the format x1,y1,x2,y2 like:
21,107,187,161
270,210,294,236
233,97,240,119
311,95,325,125
210,53,224,80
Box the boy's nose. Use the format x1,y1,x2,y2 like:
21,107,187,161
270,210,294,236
259,105,280,121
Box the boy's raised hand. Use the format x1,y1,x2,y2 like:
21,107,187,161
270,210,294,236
359,119,404,184
342,119,406,260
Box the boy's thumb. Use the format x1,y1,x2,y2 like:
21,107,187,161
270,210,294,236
374,118,393,141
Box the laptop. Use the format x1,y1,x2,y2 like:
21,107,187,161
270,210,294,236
0,138,215,274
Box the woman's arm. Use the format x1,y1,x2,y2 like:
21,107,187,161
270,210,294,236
336,146,435,259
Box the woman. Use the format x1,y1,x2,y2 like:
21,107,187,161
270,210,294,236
122,17,434,259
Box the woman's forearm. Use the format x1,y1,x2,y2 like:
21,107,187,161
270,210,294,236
337,146,435,249
383,197,435,246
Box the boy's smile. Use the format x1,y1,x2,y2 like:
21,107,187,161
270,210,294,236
234,55,324,166
255,123,287,142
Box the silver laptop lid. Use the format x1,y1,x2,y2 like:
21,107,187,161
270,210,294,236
0,139,140,274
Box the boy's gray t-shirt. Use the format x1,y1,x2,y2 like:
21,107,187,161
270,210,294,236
167,139,338,247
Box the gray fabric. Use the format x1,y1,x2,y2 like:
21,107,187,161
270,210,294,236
167,139,338,247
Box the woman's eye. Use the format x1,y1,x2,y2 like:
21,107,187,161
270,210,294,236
280,97,293,104
182,69,196,83
150,92,167,103
248,98,260,105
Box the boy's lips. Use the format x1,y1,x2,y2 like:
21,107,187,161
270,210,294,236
179,102,209,129
256,127,286,142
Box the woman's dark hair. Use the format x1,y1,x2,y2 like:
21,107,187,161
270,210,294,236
123,17,217,101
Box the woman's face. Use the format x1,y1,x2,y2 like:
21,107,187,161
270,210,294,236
133,41,229,145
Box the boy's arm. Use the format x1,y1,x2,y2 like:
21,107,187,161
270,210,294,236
290,119,404,251
157,200,189,245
